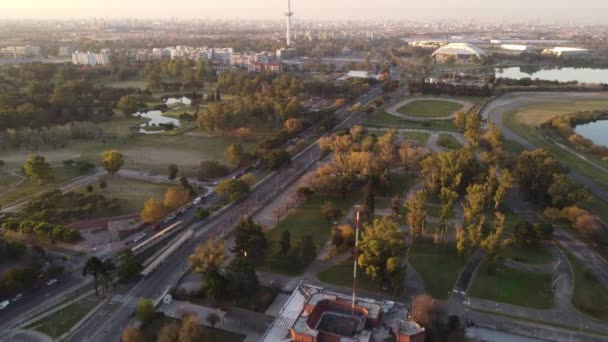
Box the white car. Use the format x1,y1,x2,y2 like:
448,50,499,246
193,197,202,205
12,293,23,302
46,279,58,286
0,300,9,310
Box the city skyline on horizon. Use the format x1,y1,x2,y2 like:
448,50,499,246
1,0,607,24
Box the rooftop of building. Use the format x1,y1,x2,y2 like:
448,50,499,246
432,43,486,56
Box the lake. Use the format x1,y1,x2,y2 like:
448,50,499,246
133,97,189,134
495,67,608,84
575,120,608,147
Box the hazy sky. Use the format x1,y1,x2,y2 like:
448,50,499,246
2,0,606,23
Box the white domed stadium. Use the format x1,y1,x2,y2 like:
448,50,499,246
432,43,486,63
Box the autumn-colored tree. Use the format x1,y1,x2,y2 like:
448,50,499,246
178,314,206,342
321,201,343,225
391,195,401,217
189,240,226,274
357,217,406,282
164,187,190,210
398,142,424,171
481,212,505,256
217,179,249,202
140,198,168,223
224,143,246,167
284,117,303,135
494,170,513,210
23,155,53,184
239,173,256,188
121,326,144,342
135,298,155,324
405,190,427,239
101,150,124,175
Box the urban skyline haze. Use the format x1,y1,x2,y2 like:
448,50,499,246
1,0,607,24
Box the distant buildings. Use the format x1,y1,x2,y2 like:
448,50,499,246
432,43,486,63
542,47,590,58
0,45,41,59
72,50,110,66
277,47,297,60
58,46,74,57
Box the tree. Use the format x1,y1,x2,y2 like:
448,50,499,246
296,186,315,202
405,190,427,239
23,155,52,184
225,256,259,297
116,249,141,282
117,95,139,115
190,240,226,275
99,179,107,191
299,235,317,264
515,149,567,205
513,221,538,247
548,173,590,209
272,207,288,224
86,185,93,192
198,160,230,179
168,164,179,180
263,150,292,170
398,142,424,171
391,195,401,217
217,179,249,202
157,322,180,342
321,201,343,225
135,298,155,324
481,212,505,256
230,217,268,263
363,181,375,215
178,314,206,342
121,326,144,342
215,87,221,101
224,143,246,168
279,230,291,255
284,118,303,135
140,198,168,223
357,217,406,282
206,312,220,328
82,256,105,296
164,187,190,210
494,170,513,210
239,173,256,188
101,150,124,175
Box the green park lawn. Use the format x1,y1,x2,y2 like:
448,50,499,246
502,244,554,265
317,257,378,292
75,176,169,214
261,195,357,276
28,296,102,338
105,79,148,90
397,99,463,118
402,131,431,145
365,110,459,131
408,239,467,299
437,134,462,150
469,260,554,309
0,166,84,208
387,173,419,197
564,251,608,321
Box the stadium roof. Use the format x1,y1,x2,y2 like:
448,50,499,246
432,43,486,57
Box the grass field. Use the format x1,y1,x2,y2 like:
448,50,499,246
387,173,419,197
437,134,462,150
397,99,463,118
105,79,148,90
408,239,467,299
469,260,554,309
0,166,84,208
317,257,379,291
564,250,608,321
365,110,459,131
502,245,554,265
28,296,102,338
261,195,357,275
75,176,169,214
402,131,431,145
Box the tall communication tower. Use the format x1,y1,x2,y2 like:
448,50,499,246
285,0,294,46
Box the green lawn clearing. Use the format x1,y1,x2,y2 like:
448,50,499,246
317,257,378,291
469,259,554,309
408,239,467,299
365,110,459,131
437,134,462,150
502,244,554,265
397,100,463,118
564,250,608,321
387,173,419,197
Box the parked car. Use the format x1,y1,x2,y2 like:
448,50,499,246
0,300,9,310
46,279,58,286
12,293,23,302
193,197,202,205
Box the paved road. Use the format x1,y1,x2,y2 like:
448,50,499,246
481,91,608,203
65,87,382,342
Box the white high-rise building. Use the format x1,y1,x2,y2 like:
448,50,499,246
285,0,294,46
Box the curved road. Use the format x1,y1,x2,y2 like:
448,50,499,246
481,91,608,203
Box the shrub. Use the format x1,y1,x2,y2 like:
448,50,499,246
197,160,230,179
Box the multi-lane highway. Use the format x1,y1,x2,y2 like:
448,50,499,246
64,87,382,342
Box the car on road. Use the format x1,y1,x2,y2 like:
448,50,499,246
163,215,176,223
0,300,9,310
12,293,23,302
132,233,147,243
193,197,202,205
46,279,58,286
